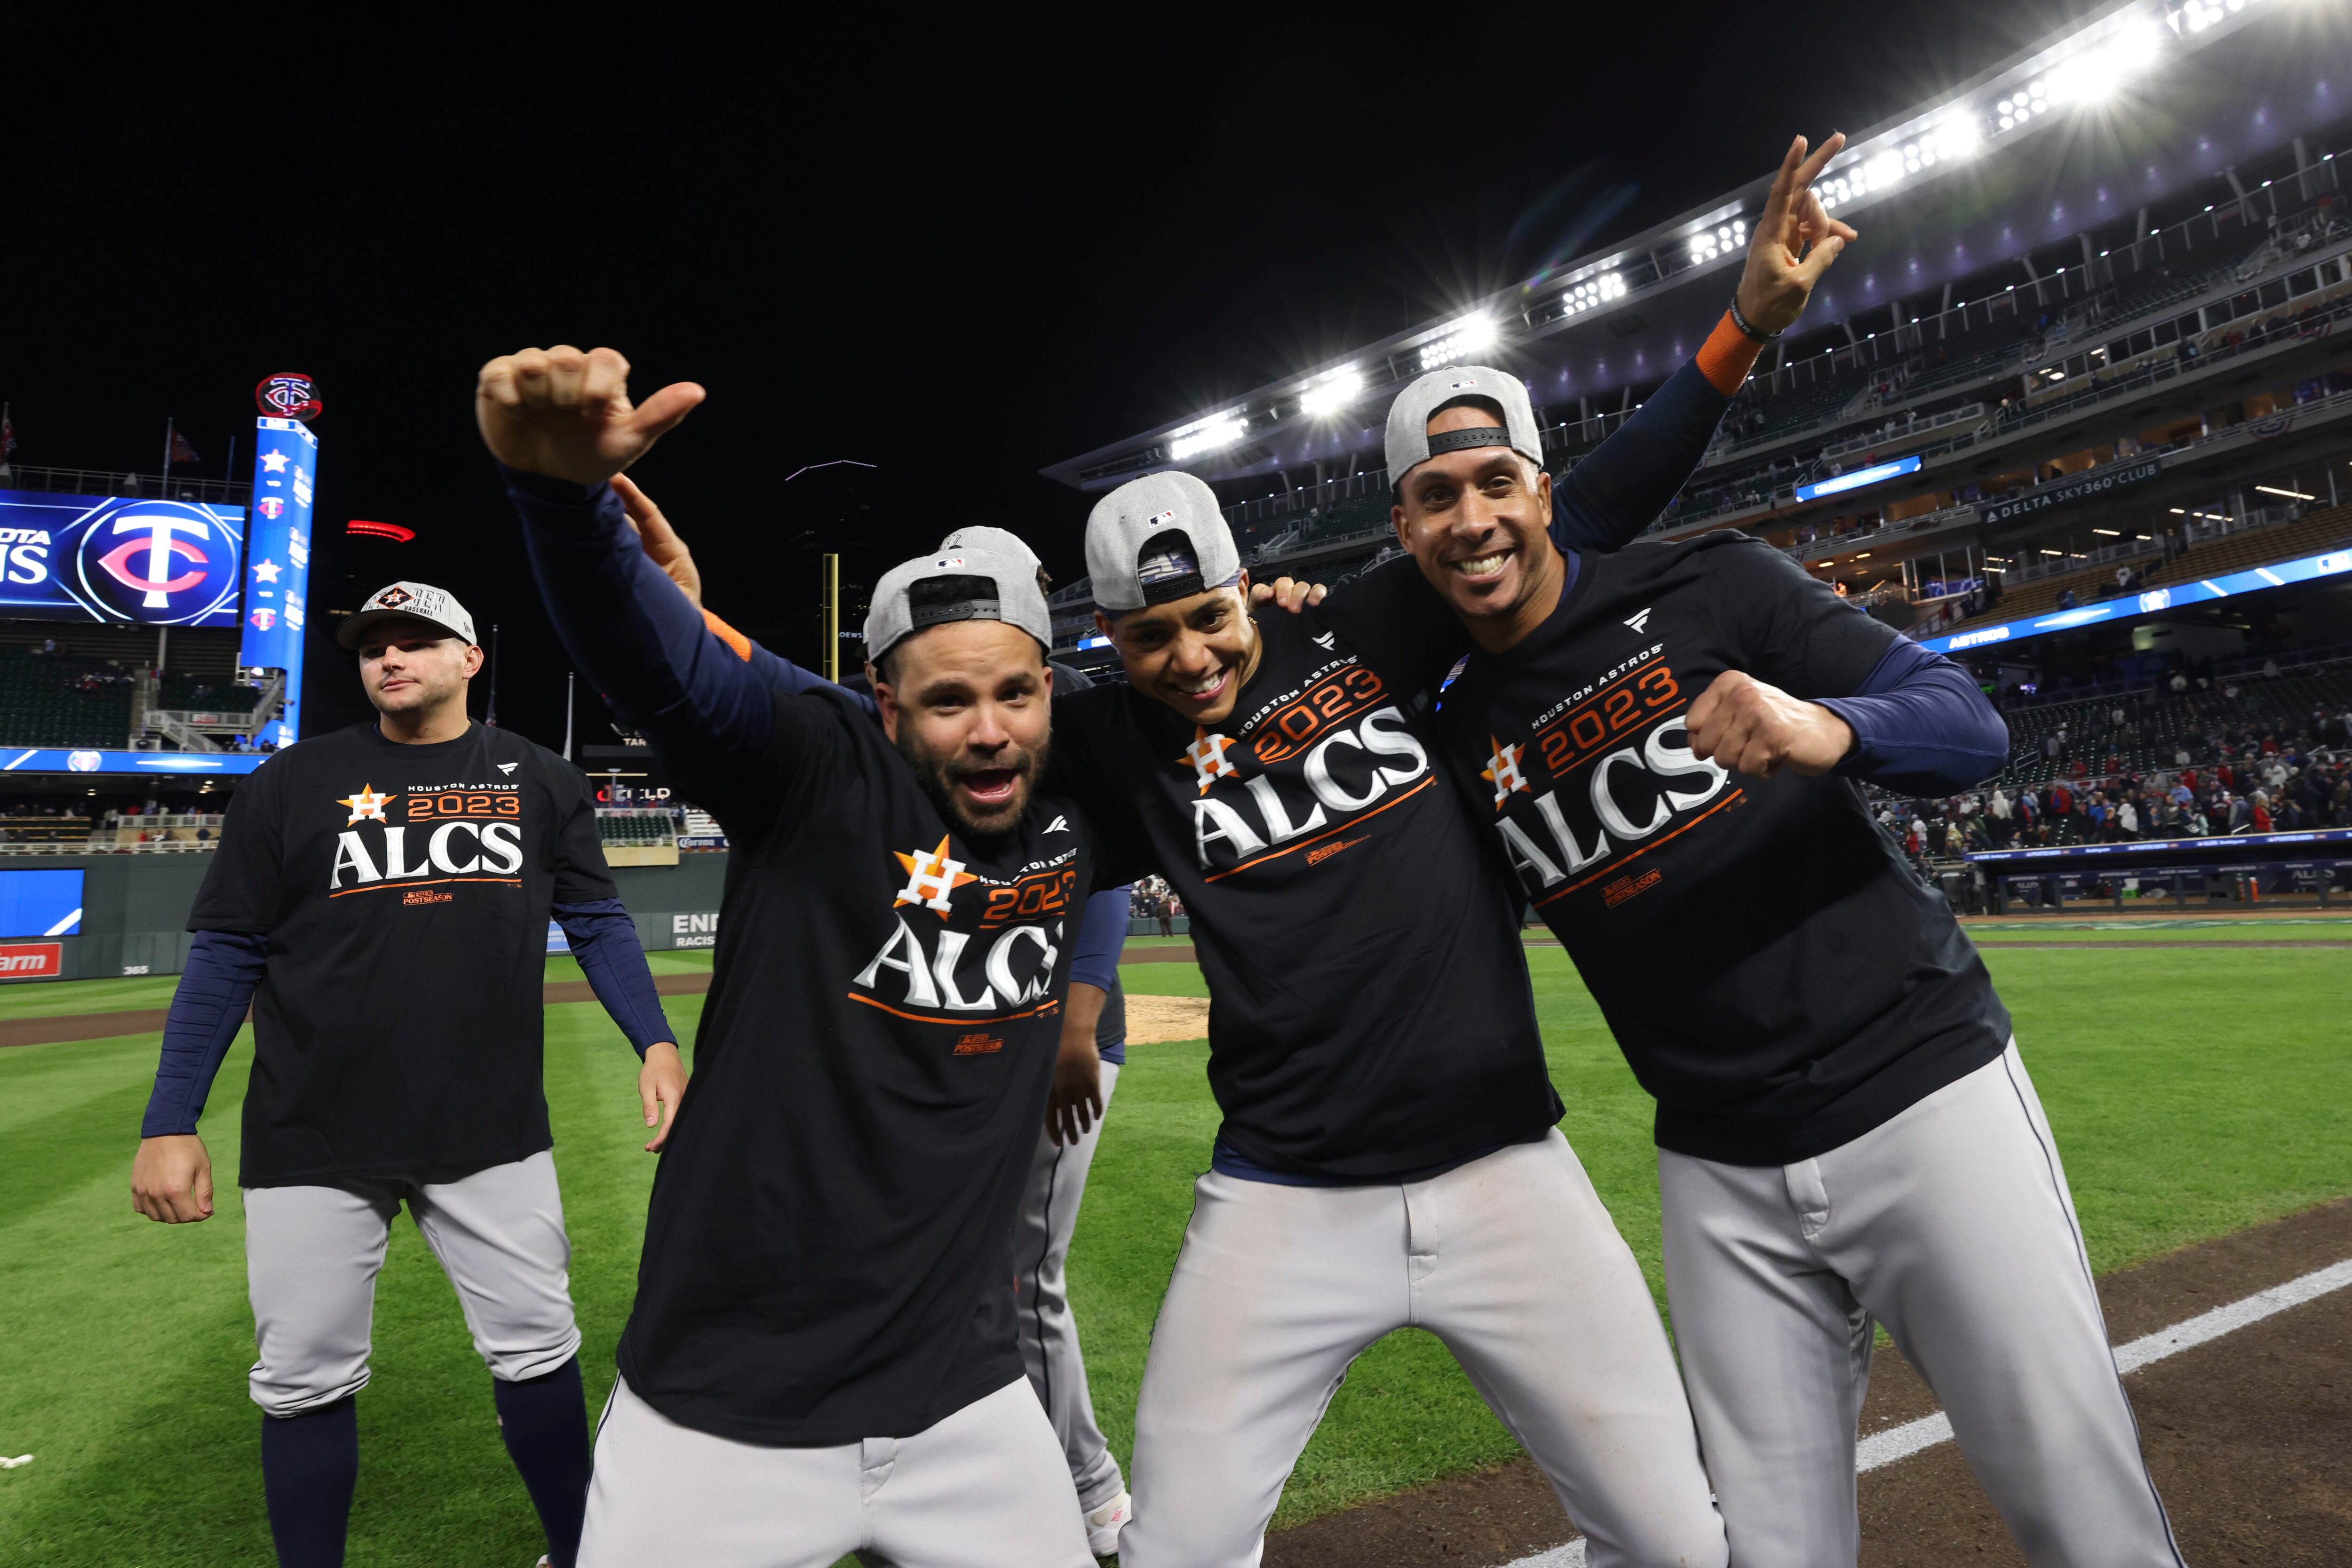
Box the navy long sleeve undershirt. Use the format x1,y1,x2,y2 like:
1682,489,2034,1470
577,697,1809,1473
139,929,268,1138
139,899,677,1138
1818,637,2010,796
554,897,676,1059
1550,360,1734,549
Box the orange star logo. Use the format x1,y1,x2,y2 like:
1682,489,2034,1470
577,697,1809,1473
893,836,980,918
1182,728,1240,795
336,783,390,825
1481,738,1530,809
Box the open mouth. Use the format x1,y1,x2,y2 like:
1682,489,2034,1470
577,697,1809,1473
957,769,1021,808
1447,548,1513,585
1166,667,1233,708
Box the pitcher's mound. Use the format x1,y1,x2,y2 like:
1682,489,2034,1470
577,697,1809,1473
1126,994,1210,1044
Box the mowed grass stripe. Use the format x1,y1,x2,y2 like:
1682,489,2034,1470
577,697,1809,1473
3,948,2348,1559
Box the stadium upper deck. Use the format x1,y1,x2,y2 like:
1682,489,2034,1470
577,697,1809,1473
1039,0,2352,663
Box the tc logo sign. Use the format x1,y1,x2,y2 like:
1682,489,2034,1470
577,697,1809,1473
63,500,242,624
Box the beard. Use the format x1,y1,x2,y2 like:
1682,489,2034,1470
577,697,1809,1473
896,726,1051,846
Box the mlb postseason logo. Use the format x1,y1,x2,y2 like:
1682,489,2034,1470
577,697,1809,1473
240,417,319,749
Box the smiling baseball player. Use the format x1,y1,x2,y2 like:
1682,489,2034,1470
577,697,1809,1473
1387,151,2184,1565
130,582,684,1568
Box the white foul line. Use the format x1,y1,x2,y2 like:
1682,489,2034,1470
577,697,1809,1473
1499,1255,2352,1568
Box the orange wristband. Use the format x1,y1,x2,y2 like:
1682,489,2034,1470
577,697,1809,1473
1695,311,1767,397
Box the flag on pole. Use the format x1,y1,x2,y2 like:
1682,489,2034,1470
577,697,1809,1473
167,426,202,465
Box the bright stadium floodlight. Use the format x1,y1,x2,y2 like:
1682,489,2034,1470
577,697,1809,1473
1562,272,1629,316
1168,414,1248,462
1687,219,1748,265
1299,368,1366,419
1421,313,1499,369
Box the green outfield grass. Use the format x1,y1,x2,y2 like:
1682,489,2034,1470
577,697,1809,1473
2,942,2347,1563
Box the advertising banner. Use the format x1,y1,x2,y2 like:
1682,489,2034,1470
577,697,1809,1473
1977,457,2163,526
0,490,244,626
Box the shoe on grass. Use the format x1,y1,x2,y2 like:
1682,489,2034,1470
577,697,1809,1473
1086,1491,1131,1558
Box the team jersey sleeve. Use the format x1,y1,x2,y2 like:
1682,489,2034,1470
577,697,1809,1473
1549,327,1753,552
504,466,831,825
1700,537,2009,791
547,758,621,904
1704,536,1901,698
186,759,286,935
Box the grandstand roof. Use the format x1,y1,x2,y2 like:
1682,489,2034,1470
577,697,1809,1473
1041,0,2352,495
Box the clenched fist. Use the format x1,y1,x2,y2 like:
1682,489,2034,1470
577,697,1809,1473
1685,670,1854,780
475,345,706,485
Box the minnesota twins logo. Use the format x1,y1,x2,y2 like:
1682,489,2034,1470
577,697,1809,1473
254,373,325,422
257,498,286,520
57,499,242,625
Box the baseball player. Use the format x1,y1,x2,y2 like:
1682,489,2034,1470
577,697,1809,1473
479,343,1114,1568
128,581,685,1568
614,479,1140,1553
1387,165,2184,1565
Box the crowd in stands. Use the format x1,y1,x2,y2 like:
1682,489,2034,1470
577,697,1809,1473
1871,660,2352,868
1129,875,1184,935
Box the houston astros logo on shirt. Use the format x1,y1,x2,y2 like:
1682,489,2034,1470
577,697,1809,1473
1174,659,1431,879
326,781,526,894
851,840,1078,1028
1483,649,1737,910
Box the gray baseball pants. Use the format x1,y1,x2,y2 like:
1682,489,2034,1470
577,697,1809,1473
577,1375,1094,1568
1118,1129,1727,1568
243,1149,581,1416
1659,1041,2184,1568
1013,1058,1125,1515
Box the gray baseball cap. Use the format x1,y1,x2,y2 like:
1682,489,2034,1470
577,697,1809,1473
1084,472,1242,613
338,581,477,650
1384,365,1544,490
938,525,1041,572
864,546,1053,663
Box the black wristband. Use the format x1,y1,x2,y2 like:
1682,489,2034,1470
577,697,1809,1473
1728,294,1781,343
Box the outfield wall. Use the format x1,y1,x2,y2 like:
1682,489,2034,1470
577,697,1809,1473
5,853,738,982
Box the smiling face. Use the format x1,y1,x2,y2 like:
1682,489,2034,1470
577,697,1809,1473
1392,402,1563,651
872,619,1053,840
357,620,481,719
1095,580,1259,727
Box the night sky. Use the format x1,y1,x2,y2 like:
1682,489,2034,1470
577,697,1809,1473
4,7,2096,750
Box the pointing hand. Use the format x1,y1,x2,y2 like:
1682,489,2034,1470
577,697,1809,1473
476,345,705,486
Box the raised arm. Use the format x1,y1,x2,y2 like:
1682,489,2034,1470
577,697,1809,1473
479,347,788,811
609,473,878,716
1552,133,1855,551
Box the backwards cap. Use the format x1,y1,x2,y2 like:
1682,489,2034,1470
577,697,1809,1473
938,525,1042,573
1084,471,1242,613
1383,364,1544,489
864,546,1053,662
